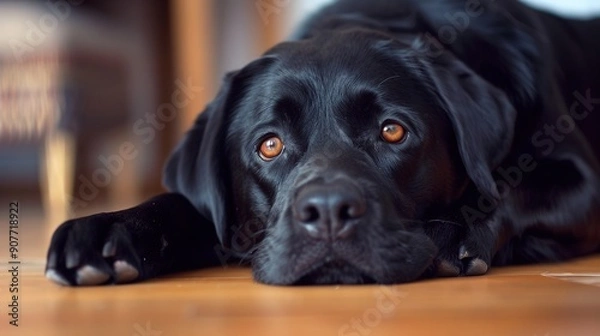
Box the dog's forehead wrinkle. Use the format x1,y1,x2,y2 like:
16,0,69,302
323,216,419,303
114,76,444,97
273,44,402,97
263,71,430,144
246,78,364,141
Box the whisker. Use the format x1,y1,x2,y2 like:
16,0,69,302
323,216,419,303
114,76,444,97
426,219,464,227
376,75,403,88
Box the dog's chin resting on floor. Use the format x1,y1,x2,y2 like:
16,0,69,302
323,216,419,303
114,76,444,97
45,0,600,286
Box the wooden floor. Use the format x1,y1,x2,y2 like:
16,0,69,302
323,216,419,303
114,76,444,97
0,256,598,335
0,205,599,336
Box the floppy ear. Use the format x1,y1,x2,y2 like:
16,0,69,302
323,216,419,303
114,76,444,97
163,57,277,246
422,52,517,202
162,74,233,246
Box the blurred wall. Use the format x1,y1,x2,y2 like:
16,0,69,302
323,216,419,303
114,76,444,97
523,0,600,17
0,0,173,216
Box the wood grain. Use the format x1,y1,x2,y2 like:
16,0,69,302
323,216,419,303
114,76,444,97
1,256,599,336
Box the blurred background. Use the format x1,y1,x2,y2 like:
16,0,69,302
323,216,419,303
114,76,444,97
0,0,599,258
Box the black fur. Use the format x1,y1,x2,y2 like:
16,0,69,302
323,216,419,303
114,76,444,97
46,0,600,286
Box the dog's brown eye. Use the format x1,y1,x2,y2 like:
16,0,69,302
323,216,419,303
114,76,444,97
381,122,406,143
259,136,284,161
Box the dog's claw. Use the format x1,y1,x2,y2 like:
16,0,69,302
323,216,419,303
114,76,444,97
465,258,488,276
76,266,110,286
114,260,139,283
458,246,471,260
46,269,71,286
436,260,461,277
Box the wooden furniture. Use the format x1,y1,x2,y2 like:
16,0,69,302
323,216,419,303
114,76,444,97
1,1,174,228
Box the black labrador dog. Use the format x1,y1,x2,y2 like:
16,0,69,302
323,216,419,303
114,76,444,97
46,0,600,286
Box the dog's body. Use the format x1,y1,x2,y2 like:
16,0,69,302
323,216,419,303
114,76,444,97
46,0,600,286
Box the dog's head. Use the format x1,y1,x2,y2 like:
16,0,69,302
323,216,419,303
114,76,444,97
164,27,518,285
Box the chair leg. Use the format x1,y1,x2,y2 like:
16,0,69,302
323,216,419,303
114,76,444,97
106,130,141,211
40,131,75,236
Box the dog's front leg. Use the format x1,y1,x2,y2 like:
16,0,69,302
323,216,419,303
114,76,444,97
45,193,221,286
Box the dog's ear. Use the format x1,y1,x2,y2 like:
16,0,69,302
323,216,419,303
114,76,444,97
422,52,517,203
163,56,277,246
162,74,234,246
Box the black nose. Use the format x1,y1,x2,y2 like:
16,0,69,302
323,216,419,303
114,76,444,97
293,182,366,240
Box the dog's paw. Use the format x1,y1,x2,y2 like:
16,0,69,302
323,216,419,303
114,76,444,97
457,245,489,276
434,246,490,277
45,215,142,286
426,221,493,277
434,233,493,277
